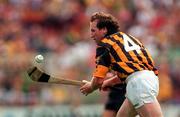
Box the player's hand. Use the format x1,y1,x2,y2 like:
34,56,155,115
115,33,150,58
101,76,121,91
101,80,112,91
80,80,93,96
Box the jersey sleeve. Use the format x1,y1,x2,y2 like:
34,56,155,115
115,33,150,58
93,47,111,78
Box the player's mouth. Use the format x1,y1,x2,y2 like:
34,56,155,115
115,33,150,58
91,36,96,40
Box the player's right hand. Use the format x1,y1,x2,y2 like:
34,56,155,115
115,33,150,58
80,80,93,96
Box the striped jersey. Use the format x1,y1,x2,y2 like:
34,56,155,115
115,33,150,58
93,32,158,81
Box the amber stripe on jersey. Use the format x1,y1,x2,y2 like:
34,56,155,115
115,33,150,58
125,33,155,70
112,34,146,71
119,32,157,72
99,32,158,78
130,34,157,76
125,34,152,71
98,40,122,62
101,38,136,74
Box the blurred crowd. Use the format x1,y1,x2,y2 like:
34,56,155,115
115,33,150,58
0,0,179,106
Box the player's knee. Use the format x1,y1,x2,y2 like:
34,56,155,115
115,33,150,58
137,102,163,117
117,108,137,117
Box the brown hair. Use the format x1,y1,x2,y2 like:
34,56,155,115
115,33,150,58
91,12,120,36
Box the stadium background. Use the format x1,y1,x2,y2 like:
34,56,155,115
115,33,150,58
0,0,179,116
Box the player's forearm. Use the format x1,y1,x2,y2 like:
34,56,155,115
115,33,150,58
106,75,121,86
91,77,104,91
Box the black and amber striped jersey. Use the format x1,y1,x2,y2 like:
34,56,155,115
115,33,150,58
93,32,158,81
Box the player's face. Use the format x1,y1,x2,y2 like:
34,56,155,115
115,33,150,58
90,20,107,44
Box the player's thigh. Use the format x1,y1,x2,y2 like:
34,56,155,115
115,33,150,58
116,98,138,117
136,98,163,117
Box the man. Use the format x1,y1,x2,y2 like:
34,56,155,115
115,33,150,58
80,12,163,117
103,72,126,117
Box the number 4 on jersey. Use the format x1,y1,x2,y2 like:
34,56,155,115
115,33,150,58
122,34,141,53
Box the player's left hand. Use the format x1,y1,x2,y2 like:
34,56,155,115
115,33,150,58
80,80,93,96
101,79,112,91
101,76,121,91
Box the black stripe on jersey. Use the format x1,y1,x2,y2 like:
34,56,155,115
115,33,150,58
142,62,150,70
112,63,130,75
153,67,158,72
139,64,146,70
98,42,111,50
115,33,148,71
133,50,147,70
153,67,158,75
141,49,154,67
116,32,123,38
96,47,111,67
141,50,154,69
109,36,134,62
96,47,107,57
128,34,142,47
109,35,143,72
116,33,135,60
126,62,140,72
99,42,122,62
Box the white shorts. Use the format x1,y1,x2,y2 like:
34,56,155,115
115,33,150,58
125,70,159,109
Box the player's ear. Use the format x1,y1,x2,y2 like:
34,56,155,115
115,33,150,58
102,27,107,35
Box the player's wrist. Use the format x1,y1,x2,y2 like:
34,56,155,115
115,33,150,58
90,82,100,91
107,75,121,86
